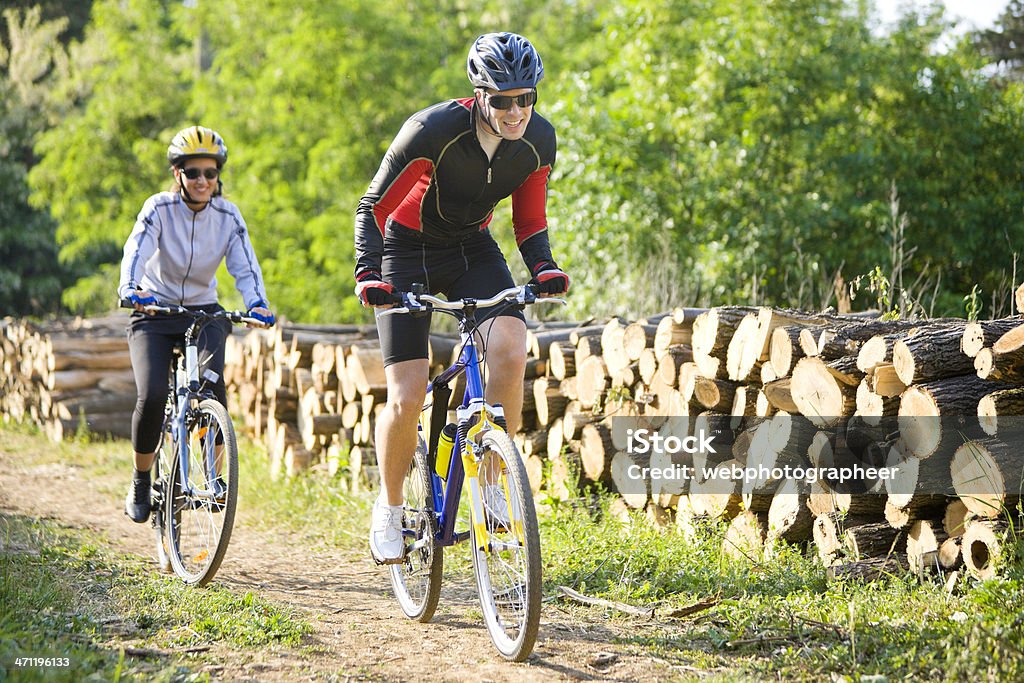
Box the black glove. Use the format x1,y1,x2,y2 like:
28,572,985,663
355,271,395,307
529,262,570,296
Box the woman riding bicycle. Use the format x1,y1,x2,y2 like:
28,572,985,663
118,125,274,524
354,33,570,564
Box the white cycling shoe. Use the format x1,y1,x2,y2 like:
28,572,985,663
369,495,405,565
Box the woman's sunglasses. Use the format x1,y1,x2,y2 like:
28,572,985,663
485,90,538,110
180,167,220,180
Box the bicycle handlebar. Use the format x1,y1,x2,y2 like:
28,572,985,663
119,299,275,327
378,284,566,318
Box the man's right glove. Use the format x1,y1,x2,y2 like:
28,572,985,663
355,271,395,307
530,262,570,296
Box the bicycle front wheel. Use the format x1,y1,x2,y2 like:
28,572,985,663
389,438,443,621
152,430,174,573
470,429,542,662
166,399,238,586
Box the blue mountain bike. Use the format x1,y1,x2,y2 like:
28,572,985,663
121,301,272,586
379,284,563,661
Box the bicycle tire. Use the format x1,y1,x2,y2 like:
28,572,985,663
152,431,173,573
389,437,443,622
166,399,238,586
470,429,542,661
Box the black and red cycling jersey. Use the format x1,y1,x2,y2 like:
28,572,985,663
355,97,557,279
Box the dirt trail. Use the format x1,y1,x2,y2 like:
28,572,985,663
0,453,686,682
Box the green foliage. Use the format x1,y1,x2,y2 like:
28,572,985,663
27,0,191,314
0,7,72,316
548,0,1024,317
540,496,1024,680
18,0,1024,320
976,0,1024,80
965,283,983,321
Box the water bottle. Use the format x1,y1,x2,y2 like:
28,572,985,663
435,423,458,480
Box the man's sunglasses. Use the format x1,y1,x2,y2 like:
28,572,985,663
485,90,538,110
180,167,220,180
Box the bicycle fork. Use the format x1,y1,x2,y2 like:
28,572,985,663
457,402,526,554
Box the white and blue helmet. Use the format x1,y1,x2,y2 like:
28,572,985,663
467,32,544,91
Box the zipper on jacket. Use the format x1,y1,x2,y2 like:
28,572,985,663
180,212,197,305
487,167,492,184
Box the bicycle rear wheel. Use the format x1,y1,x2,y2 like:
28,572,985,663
389,437,443,621
470,429,542,662
166,399,238,586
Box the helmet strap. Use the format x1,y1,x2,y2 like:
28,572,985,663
175,166,213,209
178,176,207,208
474,97,504,139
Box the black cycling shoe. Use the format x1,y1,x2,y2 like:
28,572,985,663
124,477,152,523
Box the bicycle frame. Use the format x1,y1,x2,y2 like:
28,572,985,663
122,301,269,502
424,328,487,549
381,285,563,557
165,318,221,503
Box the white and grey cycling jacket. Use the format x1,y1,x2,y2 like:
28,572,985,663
118,192,268,309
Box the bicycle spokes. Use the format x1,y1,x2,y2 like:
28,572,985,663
470,431,542,661
166,399,238,586
389,442,443,622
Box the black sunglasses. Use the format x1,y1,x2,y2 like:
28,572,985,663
180,167,220,180
485,90,537,110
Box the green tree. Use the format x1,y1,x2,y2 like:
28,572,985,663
28,0,191,314
0,0,93,46
547,0,1024,317
21,0,1024,321
0,7,71,316
976,0,1024,80
185,0,480,322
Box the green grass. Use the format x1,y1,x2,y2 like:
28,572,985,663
1,514,311,681
0,423,312,682
236,446,372,553
5,421,1024,680
539,495,1024,681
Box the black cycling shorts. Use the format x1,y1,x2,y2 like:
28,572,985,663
378,222,526,366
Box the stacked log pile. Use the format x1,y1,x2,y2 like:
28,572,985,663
440,298,1023,583
571,303,1024,584
220,321,384,483
6,291,1024,582
1,315,136,441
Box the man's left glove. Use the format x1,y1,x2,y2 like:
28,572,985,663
530,262,570,296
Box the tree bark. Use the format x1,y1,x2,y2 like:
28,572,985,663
766,478,813,543
962,318,1021,358
843,521,905,560
898,376,1002,458
826,555,909,582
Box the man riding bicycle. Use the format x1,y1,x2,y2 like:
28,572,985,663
118,125,274,524
354,33,570,564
